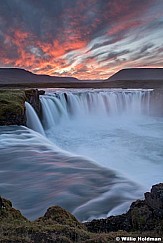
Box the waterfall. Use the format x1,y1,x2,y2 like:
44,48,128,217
2,89,162,222
40,89,152,129
25,102,45,136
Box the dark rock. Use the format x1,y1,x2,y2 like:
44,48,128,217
38,90,45,95
25,89,42,117
129,201,154,230
85,183,163,233
145,183,163,210
0,196,3,209
85,214,132,233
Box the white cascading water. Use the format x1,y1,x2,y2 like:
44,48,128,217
39,88,163,193
40,89,152,128
25,102,45,136
1,88,163,222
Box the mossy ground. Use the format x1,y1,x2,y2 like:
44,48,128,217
0,89,26,125
0,197,162,243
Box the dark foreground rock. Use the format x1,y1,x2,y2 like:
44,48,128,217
0,197,110,243
25,89,45,117
85,183,163,234
0,184,163,242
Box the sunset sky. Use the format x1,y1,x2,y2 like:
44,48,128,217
0,0,163,80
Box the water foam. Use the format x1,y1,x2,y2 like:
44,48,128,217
25,102,45,136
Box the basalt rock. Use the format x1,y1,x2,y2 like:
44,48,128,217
145,183,163,210
85,183,163,233
25,89,45,117
145,183,163,220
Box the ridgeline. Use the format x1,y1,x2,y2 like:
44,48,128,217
0,67,163,89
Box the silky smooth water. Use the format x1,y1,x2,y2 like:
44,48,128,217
47,115,163,189
0,126,141,221
0,88,163,221
41,89,163,211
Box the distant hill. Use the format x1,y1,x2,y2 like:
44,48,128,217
0,68,105,88
0,68,79,86
108,68,163,81
0,67,163,89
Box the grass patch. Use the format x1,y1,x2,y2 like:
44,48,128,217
0,89,26,125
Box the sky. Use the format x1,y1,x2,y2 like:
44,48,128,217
0,0,163,80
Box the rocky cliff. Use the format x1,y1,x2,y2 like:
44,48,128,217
85,183,163,234
25,89,45,117
0,89,44,126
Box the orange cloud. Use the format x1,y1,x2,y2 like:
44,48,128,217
1,0,163,80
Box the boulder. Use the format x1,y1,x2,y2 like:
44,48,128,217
36,205,85,230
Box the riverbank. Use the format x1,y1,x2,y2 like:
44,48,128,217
0,89,44,126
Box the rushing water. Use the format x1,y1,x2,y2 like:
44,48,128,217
0,88,163,221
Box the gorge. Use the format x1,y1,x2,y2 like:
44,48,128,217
0,88,163,222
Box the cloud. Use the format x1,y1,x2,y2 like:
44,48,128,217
99,49,130,63
140,43,154,54
0,0,163,79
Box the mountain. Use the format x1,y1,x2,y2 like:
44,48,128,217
0,68,106,88
0,67,163,88
108,68,163,81
103,68,163,89
0,68,79,86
